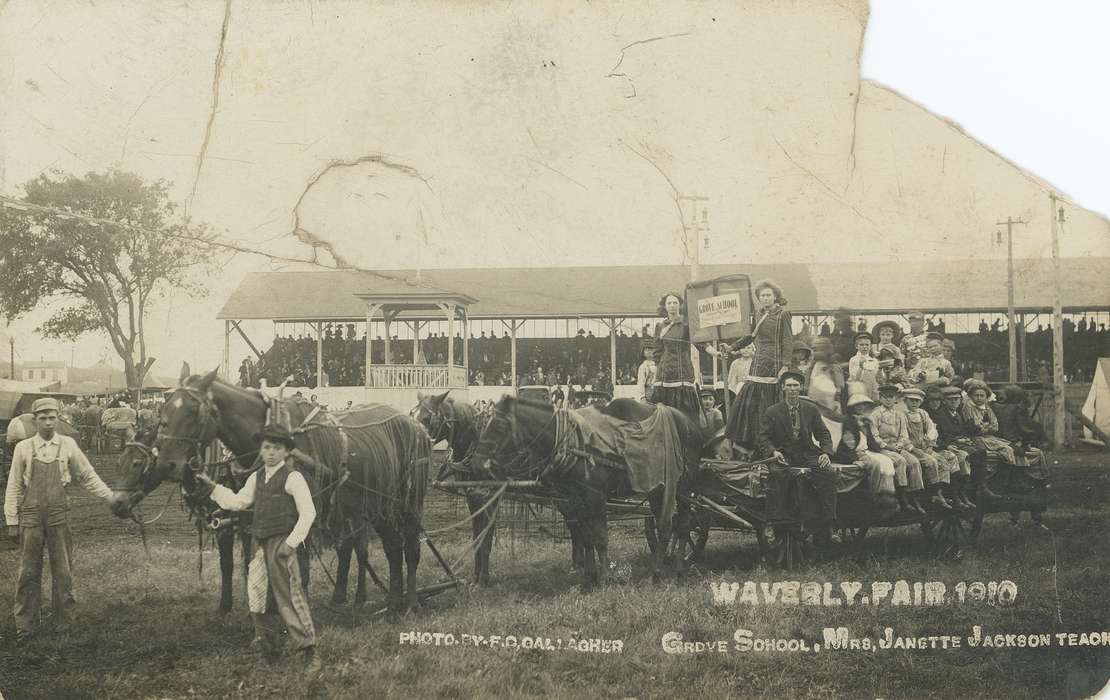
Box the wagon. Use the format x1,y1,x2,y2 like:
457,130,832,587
642,455,1050,569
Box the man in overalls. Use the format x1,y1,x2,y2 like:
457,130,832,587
4,398,115,643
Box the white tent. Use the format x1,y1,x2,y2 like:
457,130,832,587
1081,358,1110,446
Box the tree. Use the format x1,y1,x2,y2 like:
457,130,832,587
0,170,219,396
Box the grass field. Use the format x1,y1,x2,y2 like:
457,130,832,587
1,449,1108,699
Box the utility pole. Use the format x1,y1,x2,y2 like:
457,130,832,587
8,337,13,380
679,195,709,281
1049,193,1066,448
995,216,1027,383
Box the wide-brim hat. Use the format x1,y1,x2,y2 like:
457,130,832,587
963,378,991,396
872,320,902,340
846,394,876,409
778,369,806,386
255,423,296,450
31,397,60,414
900,387,926,401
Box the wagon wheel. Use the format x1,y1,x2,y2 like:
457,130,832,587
921,514,965,559
753,526,770,566
771,525,809,570
840,526,870,544
643,516,708,566
968,511,984,541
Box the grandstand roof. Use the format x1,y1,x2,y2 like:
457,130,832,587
218,258,1110,321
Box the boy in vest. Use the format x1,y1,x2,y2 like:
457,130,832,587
4,398,115,642
196,424,320,673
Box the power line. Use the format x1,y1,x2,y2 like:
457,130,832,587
0,195,328,268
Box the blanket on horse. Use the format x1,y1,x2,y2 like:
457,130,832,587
272,399,429,531
568,404,693,527
5,413,80,446
101,407,137,430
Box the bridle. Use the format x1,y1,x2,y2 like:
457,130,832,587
475,399,561,480
411,401,453,445
157,386,223,475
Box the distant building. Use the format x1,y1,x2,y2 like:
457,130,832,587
21,361,68,385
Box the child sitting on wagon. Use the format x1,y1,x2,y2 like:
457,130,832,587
871,320,902,361
908,333,955,389
870,384,926,514
847,332,882,401
960,379,1019,465
834,394,897,505
902,387,972,509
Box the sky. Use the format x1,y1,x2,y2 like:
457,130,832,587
0,0,1106,379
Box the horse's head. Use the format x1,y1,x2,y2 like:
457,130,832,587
472,394,518,479
109,426,162,518
473,395,557,480
154,363,222,484
411,390,452,444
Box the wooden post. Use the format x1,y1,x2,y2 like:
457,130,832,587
1018,312,1027,382
609,317,618,390
504,319,518,390
462,309,469,371
412,320,424,364
365,303,380,388
315,321,323,388
383,309,394,365
997,216,1026,384
446,304,456,368
1050,194,1066,448
222,320,231,381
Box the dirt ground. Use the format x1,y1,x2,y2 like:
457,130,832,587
0,447,1108,699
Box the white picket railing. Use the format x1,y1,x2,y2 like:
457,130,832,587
366,364,468,389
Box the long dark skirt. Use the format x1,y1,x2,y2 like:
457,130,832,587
725,380,781,450
651,385,701,421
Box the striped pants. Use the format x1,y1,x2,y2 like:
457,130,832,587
247,536,316,652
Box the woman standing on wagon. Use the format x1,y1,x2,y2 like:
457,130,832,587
724,279,796,454
650,292,701,419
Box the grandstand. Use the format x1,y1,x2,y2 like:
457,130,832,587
218,258,1109,408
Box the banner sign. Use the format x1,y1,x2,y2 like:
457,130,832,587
696,293,743,327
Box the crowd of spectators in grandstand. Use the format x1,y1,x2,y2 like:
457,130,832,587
239,314,1108,390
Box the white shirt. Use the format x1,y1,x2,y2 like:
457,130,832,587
4,433,113,526
727,356,752,394
209,460,316,548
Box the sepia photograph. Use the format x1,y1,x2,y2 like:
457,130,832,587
1,1,1108,698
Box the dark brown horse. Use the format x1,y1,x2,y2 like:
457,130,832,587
113,364,430,615
473,395,702,587
411,391,501,585
113,426,377,612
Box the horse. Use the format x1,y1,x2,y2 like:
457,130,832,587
114,426,351,612
112,363,431,615
473,395,703,588
411,391,501,586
